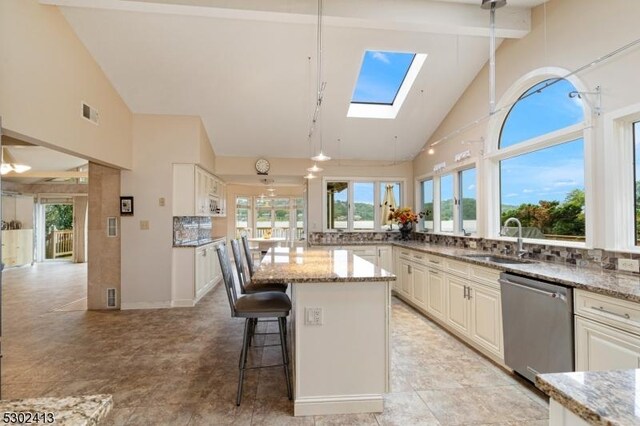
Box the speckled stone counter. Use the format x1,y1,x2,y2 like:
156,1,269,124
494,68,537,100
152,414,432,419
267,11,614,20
251,247,396,284
311,241,640,303
536,369,640,425
173,236,225,248
0,394,112,425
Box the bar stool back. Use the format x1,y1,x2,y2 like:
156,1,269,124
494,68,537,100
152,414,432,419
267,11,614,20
241,235,257,277
231,238,287,294
216,242,292,405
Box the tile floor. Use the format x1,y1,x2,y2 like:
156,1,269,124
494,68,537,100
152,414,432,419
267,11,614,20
2,262,549,425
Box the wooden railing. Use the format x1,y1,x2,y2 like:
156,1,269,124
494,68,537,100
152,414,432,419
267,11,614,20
46,230,73,259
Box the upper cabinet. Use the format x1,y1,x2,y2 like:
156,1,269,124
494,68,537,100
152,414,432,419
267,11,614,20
173,164,226,217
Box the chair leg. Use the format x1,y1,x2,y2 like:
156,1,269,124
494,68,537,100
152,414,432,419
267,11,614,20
278,317,293,400
237,318,251,406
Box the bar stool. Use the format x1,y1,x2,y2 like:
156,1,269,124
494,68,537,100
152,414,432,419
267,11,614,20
216,242,292,406
230,239,287,294
241,235,258,278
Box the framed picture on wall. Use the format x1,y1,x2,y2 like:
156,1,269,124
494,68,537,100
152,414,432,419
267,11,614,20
120,196,134,216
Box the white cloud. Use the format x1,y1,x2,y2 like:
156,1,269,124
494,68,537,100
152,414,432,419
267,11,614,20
553,179,577,187
522,189,534,193
371,51,390,64
506,193,519,198
467,184,476,190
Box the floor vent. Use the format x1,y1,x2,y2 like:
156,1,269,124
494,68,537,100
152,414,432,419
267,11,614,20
81,101,99,124
107,288,117,308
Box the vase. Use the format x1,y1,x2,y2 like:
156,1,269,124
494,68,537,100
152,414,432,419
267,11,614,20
399,222,413,241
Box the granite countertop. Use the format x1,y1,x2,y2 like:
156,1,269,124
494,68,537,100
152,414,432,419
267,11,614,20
251,247,396,284
0,394,112,426
173,236,225,248
536,369,640,425
311,241,640,303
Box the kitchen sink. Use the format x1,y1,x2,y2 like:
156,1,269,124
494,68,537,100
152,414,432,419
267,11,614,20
462,254,533,265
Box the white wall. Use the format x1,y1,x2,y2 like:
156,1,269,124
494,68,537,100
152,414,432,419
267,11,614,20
0,0,133,169
413,0,640,247
120,114,215,307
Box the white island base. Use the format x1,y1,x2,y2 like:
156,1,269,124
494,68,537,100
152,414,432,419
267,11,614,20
291,281,391,416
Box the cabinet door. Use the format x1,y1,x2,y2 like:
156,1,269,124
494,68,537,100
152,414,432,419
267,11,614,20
195,248,207,294
377,246,393,273
399,259,412,299
469,283,503,358
426,268,446,321
211,245,222,285
412,263,427,310
576,316,640,371
446,275,470,336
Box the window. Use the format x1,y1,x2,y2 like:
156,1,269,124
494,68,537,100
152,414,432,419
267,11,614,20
492,77,586,243
325,179,404,231
440,174,454,233
460,168,477,235
352,51,415,105
635,121,640,245
421,179,434,231
235,196,304,240
347,51,427,119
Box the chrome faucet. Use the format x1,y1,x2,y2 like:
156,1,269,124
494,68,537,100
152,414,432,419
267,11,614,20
502,217,526,258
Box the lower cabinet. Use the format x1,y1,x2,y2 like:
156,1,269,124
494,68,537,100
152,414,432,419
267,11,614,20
575,316,640,371
446,275,470,335
195,244,222,300
173,239,224,307
392,247,504,363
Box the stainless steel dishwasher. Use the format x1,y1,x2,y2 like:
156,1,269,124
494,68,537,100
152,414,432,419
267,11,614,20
499,272,574,382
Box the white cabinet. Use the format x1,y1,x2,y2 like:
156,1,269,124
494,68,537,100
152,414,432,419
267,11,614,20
469,283,503,356
195,244,222,300
574,289,640,371
173,164,226,217
426,268,445,321
391,246,504,363
446,275,470,335
351,247,377,265
2,229,33,267
377,246,393,274
172,239,224,307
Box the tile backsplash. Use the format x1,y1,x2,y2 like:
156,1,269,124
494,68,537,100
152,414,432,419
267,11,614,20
173,216,212,246
309,231,639,274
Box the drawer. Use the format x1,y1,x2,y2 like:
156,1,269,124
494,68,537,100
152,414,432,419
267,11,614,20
575,289,640,336
349,247,377,256
426,254,445,271
470,265,500,290
445,258,470,277
412,251,427,262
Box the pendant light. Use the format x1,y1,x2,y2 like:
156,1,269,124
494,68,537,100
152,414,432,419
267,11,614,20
304,172,317,179
309,0,331,163
1,147,31,175
307,163,323,173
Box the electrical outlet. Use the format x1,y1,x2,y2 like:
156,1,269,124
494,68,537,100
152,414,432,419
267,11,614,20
468,241,477,249
159,197,166,207
140,220,150,230
304,307,323,325
618,258,640,273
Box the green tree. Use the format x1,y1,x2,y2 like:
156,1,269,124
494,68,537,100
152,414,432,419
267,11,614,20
45,204,73,232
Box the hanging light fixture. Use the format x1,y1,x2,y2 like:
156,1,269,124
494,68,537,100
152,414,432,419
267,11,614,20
481,0,506,114
307,163,323,173
308,0,331,163
1,147,31,175
304,172,317,179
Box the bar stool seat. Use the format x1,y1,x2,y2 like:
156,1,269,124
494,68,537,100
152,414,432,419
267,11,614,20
235,292,291,316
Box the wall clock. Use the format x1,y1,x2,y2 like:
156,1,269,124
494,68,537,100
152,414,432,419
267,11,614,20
255,158,270,175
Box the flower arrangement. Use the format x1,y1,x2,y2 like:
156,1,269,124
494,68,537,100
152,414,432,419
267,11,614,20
387,206,424,225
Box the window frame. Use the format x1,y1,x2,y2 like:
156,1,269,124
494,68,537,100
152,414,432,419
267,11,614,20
484,68,593,248
415,161,478,236
602,102,640,252
235,196,305,240
322,177,406,232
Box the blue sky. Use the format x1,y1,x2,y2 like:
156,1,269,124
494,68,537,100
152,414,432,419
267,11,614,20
500,79,585,206
352,51,415,104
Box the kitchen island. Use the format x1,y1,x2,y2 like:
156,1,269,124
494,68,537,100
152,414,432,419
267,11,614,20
252,247,395,416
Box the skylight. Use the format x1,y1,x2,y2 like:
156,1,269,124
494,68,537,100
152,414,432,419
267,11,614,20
348,50,427,119
352,51,416,105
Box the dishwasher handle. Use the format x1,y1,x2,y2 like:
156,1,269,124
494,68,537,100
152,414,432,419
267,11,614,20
499,278,567,302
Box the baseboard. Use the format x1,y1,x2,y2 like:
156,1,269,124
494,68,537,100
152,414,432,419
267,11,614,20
294,394,383,417
171,299,195,308
121,301,172,310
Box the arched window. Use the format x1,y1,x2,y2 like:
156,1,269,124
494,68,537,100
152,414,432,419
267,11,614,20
493,77,588,243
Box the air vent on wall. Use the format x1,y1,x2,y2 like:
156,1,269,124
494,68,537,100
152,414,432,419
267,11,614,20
107,288,117,308
81,101,99,125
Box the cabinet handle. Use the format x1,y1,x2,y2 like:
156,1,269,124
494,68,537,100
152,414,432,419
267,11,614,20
431,270,439,275
401,251,409,255
378,249,381,257
408,265,412,274
467,287,472,300
429,259,440,264
414,255,424,260
463,285,468,299
591,305,631,320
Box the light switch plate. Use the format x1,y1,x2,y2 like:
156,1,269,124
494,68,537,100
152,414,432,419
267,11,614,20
140,220,150,230
468,241,477,249
618,258,639,273
159,197,166,207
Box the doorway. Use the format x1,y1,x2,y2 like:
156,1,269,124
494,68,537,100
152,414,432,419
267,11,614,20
35,196,88,263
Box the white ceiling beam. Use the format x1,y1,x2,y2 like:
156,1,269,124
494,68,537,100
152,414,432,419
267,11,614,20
41,0,531,38
4,171,88,178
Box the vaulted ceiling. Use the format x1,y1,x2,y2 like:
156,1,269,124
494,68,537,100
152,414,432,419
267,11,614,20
43,0,545,161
